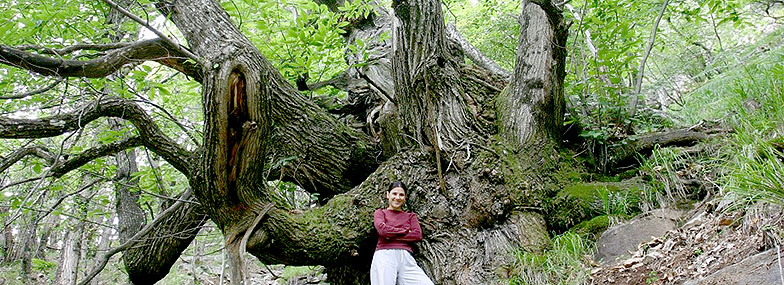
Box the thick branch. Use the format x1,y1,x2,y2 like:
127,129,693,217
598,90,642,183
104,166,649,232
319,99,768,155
100,0,206,68
0,146,55,173
51,136,144,177
16,42,132,56
609,127,724,171
0,96,192,176
0,39,202,82
160,0,378,202
78,190,207,285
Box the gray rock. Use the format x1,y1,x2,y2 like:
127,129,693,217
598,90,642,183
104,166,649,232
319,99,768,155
595,209,683,265
683,248,783,285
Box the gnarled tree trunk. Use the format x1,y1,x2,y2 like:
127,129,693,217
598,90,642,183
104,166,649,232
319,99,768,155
0,0,569,284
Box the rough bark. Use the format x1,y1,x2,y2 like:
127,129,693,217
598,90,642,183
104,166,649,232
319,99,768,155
392,0,479,152
498,0,568,150
54,226,83,285
0,39,202,81
123,194,208,284
108,119,146,243
0,0,569,284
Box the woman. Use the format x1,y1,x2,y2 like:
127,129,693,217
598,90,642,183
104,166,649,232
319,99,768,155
371,181,434,285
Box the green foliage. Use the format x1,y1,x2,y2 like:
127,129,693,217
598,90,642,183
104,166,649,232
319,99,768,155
279,266,320,284
548,180,646,233
445,0,520,71
223,0,372,98
638,145,716,209
31,258,56,273
674,41,784,207
507,232,592,285
572,215,609,238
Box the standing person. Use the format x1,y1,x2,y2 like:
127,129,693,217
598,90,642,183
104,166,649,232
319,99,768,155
371,181,434,285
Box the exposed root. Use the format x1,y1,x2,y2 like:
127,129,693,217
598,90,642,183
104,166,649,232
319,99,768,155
226,202,274,285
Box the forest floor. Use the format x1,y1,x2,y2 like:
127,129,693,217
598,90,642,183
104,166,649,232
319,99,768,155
590,197,784,284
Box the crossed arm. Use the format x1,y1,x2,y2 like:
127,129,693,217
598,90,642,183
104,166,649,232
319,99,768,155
373,210,423,242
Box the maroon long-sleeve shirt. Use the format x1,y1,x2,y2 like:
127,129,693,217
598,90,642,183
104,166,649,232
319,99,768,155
374,209,423,253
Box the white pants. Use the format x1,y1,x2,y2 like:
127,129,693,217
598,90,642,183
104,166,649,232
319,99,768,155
370,249,434,285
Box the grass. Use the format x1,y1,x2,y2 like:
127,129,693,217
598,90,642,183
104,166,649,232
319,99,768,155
507,232,592,285
689,47,784,208
505,19,784,285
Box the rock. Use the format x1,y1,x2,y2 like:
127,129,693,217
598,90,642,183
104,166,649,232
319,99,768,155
595,209,683,266
683,248,782,285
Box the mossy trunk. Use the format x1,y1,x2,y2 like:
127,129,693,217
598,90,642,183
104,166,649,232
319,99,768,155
120,0,569,284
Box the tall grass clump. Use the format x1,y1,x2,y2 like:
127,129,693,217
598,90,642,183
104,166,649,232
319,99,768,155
678,45,784,207
508,232,592,285
638,144,720,211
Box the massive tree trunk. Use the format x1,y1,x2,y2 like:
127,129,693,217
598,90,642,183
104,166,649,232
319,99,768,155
0,0,568,284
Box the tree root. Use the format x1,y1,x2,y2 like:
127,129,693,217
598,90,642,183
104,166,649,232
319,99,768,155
608,126,731,172
226,202,274,285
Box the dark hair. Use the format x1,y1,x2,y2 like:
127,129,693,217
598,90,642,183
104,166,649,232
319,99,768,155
387,181,407,194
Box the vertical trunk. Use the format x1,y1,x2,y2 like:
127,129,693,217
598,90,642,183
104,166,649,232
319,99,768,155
54,195,87,285
19,191,49,281
19,221,35,280
34,214,56,259
89,218,113,285
391,0,478,152
498,0,567,150
110,119,146,244
0,206,13,263
54,227,83,285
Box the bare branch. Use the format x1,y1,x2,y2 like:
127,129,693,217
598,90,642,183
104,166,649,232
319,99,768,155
100,0,207,68
37,178,105,222
629,0,670,123
0,78,64,100
445,23,512,81
77,189,204,285
51,136,144,177
16,42,132,56
0,146,55,173
0,96,193,176
0,39,202,81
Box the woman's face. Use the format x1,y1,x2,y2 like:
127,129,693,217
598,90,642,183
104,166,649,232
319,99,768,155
386,187,406,211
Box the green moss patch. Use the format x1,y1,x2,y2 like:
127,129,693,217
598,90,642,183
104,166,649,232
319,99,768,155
572,215,610,238
547,180,646,233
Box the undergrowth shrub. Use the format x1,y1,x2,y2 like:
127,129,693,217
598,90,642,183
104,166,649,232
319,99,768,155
507,232,592,285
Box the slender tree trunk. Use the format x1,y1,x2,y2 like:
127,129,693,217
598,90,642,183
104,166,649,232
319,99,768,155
0,206,13,263
628,0,669,126
19,190,49,281
54,227,83,285
90,217,113,285
34,214,56,259
54,195,87,285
